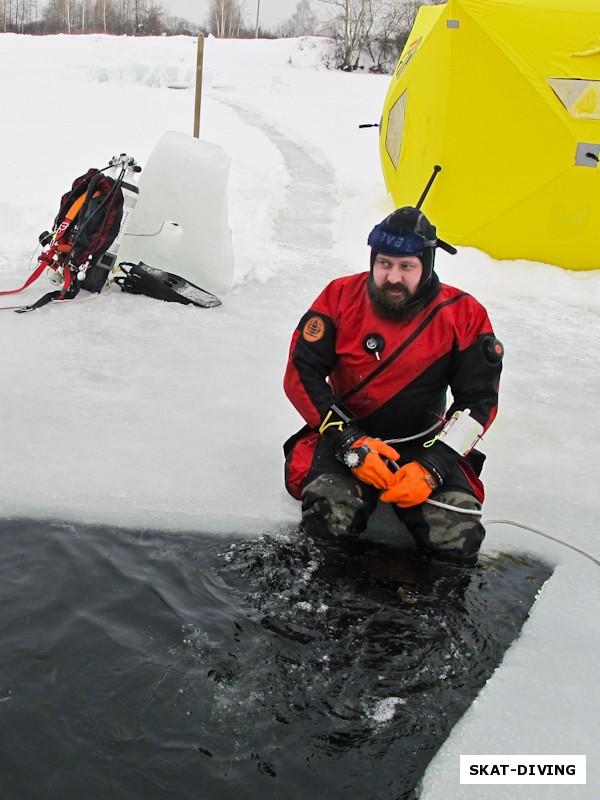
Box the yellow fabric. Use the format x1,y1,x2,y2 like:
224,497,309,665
379,0,600,271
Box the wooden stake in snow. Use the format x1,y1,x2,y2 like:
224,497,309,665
194,35,204,138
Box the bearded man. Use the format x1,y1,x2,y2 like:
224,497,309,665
283,207,503,562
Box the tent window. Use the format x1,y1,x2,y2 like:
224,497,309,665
385,90,407,170
548,79,600,119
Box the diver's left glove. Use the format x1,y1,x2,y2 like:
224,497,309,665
379,461,438,508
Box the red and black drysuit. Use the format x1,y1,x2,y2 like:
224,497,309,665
283,271,502,502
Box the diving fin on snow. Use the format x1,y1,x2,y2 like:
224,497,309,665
114,262,221,308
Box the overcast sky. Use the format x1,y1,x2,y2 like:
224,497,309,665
164,0,302,29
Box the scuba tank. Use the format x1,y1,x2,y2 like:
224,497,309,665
79,154,141,293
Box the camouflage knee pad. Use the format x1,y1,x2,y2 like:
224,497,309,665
404,490,485,560
300,473,372,538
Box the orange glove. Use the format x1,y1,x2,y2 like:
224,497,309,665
341,436,400,490
379,461,437,508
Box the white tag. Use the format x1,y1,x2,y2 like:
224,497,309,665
438,408,484,455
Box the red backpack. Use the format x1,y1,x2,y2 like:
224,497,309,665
1,166,124,311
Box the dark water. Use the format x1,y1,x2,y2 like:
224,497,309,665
0,519,551,800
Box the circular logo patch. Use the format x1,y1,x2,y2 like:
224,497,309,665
483,335,504,364
303,315,325,342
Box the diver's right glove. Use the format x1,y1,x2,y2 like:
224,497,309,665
340,435,400,490
318,404,399,490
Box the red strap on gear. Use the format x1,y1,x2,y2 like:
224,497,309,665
0,259,49,296
0,239,76,298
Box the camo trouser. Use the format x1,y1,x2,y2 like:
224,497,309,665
301,473,485,561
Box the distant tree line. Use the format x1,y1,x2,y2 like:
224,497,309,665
0,0,199,34
1,0,435,74
0,0,276,35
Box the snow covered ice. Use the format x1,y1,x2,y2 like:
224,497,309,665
0,32,598,798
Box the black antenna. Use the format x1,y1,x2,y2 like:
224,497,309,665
416,165,441,209
415,164,458,255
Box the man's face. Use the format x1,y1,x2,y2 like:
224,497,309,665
371,253,423,307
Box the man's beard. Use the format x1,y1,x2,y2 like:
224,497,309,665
367,275,421,320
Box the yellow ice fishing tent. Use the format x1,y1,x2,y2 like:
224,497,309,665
379,0,600,271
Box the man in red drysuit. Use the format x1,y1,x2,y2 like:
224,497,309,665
283,206,503,562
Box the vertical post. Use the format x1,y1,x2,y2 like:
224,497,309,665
255,0,260,38
193,34,204,139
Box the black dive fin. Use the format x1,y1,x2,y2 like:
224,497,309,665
115,262,221,308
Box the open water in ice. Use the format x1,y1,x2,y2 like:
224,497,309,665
0,518,551,800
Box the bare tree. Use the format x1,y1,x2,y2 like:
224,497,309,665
90,0,116,32
42,0,72,31
206,0,243,38
64,0,72,32
278,0,319,38
366,0,423,72
143,0,163,33
164,13,199,34
318,0,370,70
318,0,438,73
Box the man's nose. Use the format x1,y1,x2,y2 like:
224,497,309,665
387,266,406,284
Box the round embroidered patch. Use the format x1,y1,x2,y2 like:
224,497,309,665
303,315,325,342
